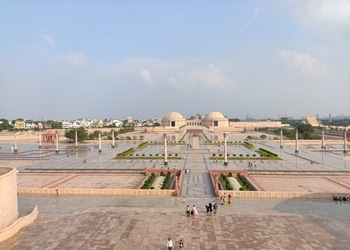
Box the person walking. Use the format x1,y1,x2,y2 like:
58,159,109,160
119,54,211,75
179,239,184,250
191,205,198,216
186,205,191,217
213,201,218,214
167,238,173,250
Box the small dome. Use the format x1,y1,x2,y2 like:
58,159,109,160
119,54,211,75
203,110,226,120
162,111,185,121
161,111,186,127
202,110,228,127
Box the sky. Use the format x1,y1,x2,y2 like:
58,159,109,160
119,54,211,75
1,0,349,121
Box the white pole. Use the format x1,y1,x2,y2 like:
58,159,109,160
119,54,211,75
112,130,115,148
75,130,78,148
164,134,168,165
39,132,42,148
224,133,228,166
98,132,102,152
14,132,18,153
295,129,299,154
55,132,59,153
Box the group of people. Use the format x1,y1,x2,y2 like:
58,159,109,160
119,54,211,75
186,201,220,217
167,238,183,250
333,195,350,201
248,161,257,169
186,204,198,217
220,193,233,205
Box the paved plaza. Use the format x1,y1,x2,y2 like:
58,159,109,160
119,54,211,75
0,196,350,250
1,131,350,249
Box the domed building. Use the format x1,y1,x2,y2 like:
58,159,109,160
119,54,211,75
161,111,186,128
202,110,229,127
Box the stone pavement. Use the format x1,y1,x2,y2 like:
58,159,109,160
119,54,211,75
2,134,350,249
0,196,350,250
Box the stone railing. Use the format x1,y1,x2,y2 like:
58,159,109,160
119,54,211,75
217,191,345,199
0,205,38,243
18,188,175,196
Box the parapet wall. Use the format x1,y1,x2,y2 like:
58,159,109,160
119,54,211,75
0,167,19,230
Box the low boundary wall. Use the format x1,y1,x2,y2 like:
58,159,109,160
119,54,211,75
0,205,38,243
18,188,175,196
217,191,346,199
17,188,345,199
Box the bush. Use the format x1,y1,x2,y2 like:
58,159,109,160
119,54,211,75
161,172,172,189
236,173,255,191
220,174,233,190
141,173,157,189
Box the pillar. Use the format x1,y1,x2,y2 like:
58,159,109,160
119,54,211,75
295,129,299,154
111,130,115,148
38,132,42,148
321,128,325,149
223,133,228,166
344,129,348,154
55,132,59,153
13,132,18,153
98,132,102,153
75,130,78,148
164,133,168,165
280,128,283,149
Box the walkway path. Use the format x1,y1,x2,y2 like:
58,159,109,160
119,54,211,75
180,154,214,198
1,196,349,249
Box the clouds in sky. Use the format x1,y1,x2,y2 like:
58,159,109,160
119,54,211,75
66,53,87,68
0,1,349,120
292,0,350,28
242,8,260,31
277,50,331,77
39,33,56,47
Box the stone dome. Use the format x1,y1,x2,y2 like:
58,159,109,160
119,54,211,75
162,111,185,121
161,111,186,127
203,110,226,120
202,110,228,127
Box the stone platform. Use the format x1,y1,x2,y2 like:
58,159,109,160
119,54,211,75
0,196,349,250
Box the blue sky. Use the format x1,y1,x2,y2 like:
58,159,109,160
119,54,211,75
1,0,349,121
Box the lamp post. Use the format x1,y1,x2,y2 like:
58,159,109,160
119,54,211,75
111,130,115,148
14,132,18,153
295,129,299,154
55,132,59,153
164,133,168,165
344,129,348,154
280,128,283,149
223,133,228,166
98,132,102,153
321,128,325,149
38,132,42,149
75,129,78,148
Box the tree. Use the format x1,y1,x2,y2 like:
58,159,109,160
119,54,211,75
64,127,88,142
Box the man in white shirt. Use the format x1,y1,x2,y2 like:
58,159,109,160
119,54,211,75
167,237,173,250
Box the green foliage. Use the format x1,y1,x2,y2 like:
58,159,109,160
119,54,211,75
88,130,100,140
116,148,134,158
220,173,233,190
321,118,350,127
236,173,255,191
258,148,278,158
161,172,172,189
141,173,157,189
260,134,267,140
137,142,148,149
65,127,89,142
243,141,254,149
0,119,13,131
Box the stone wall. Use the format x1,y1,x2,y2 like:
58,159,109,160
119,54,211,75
0,167,18,230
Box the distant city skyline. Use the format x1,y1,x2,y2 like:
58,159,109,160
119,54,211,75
1,1,349,121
